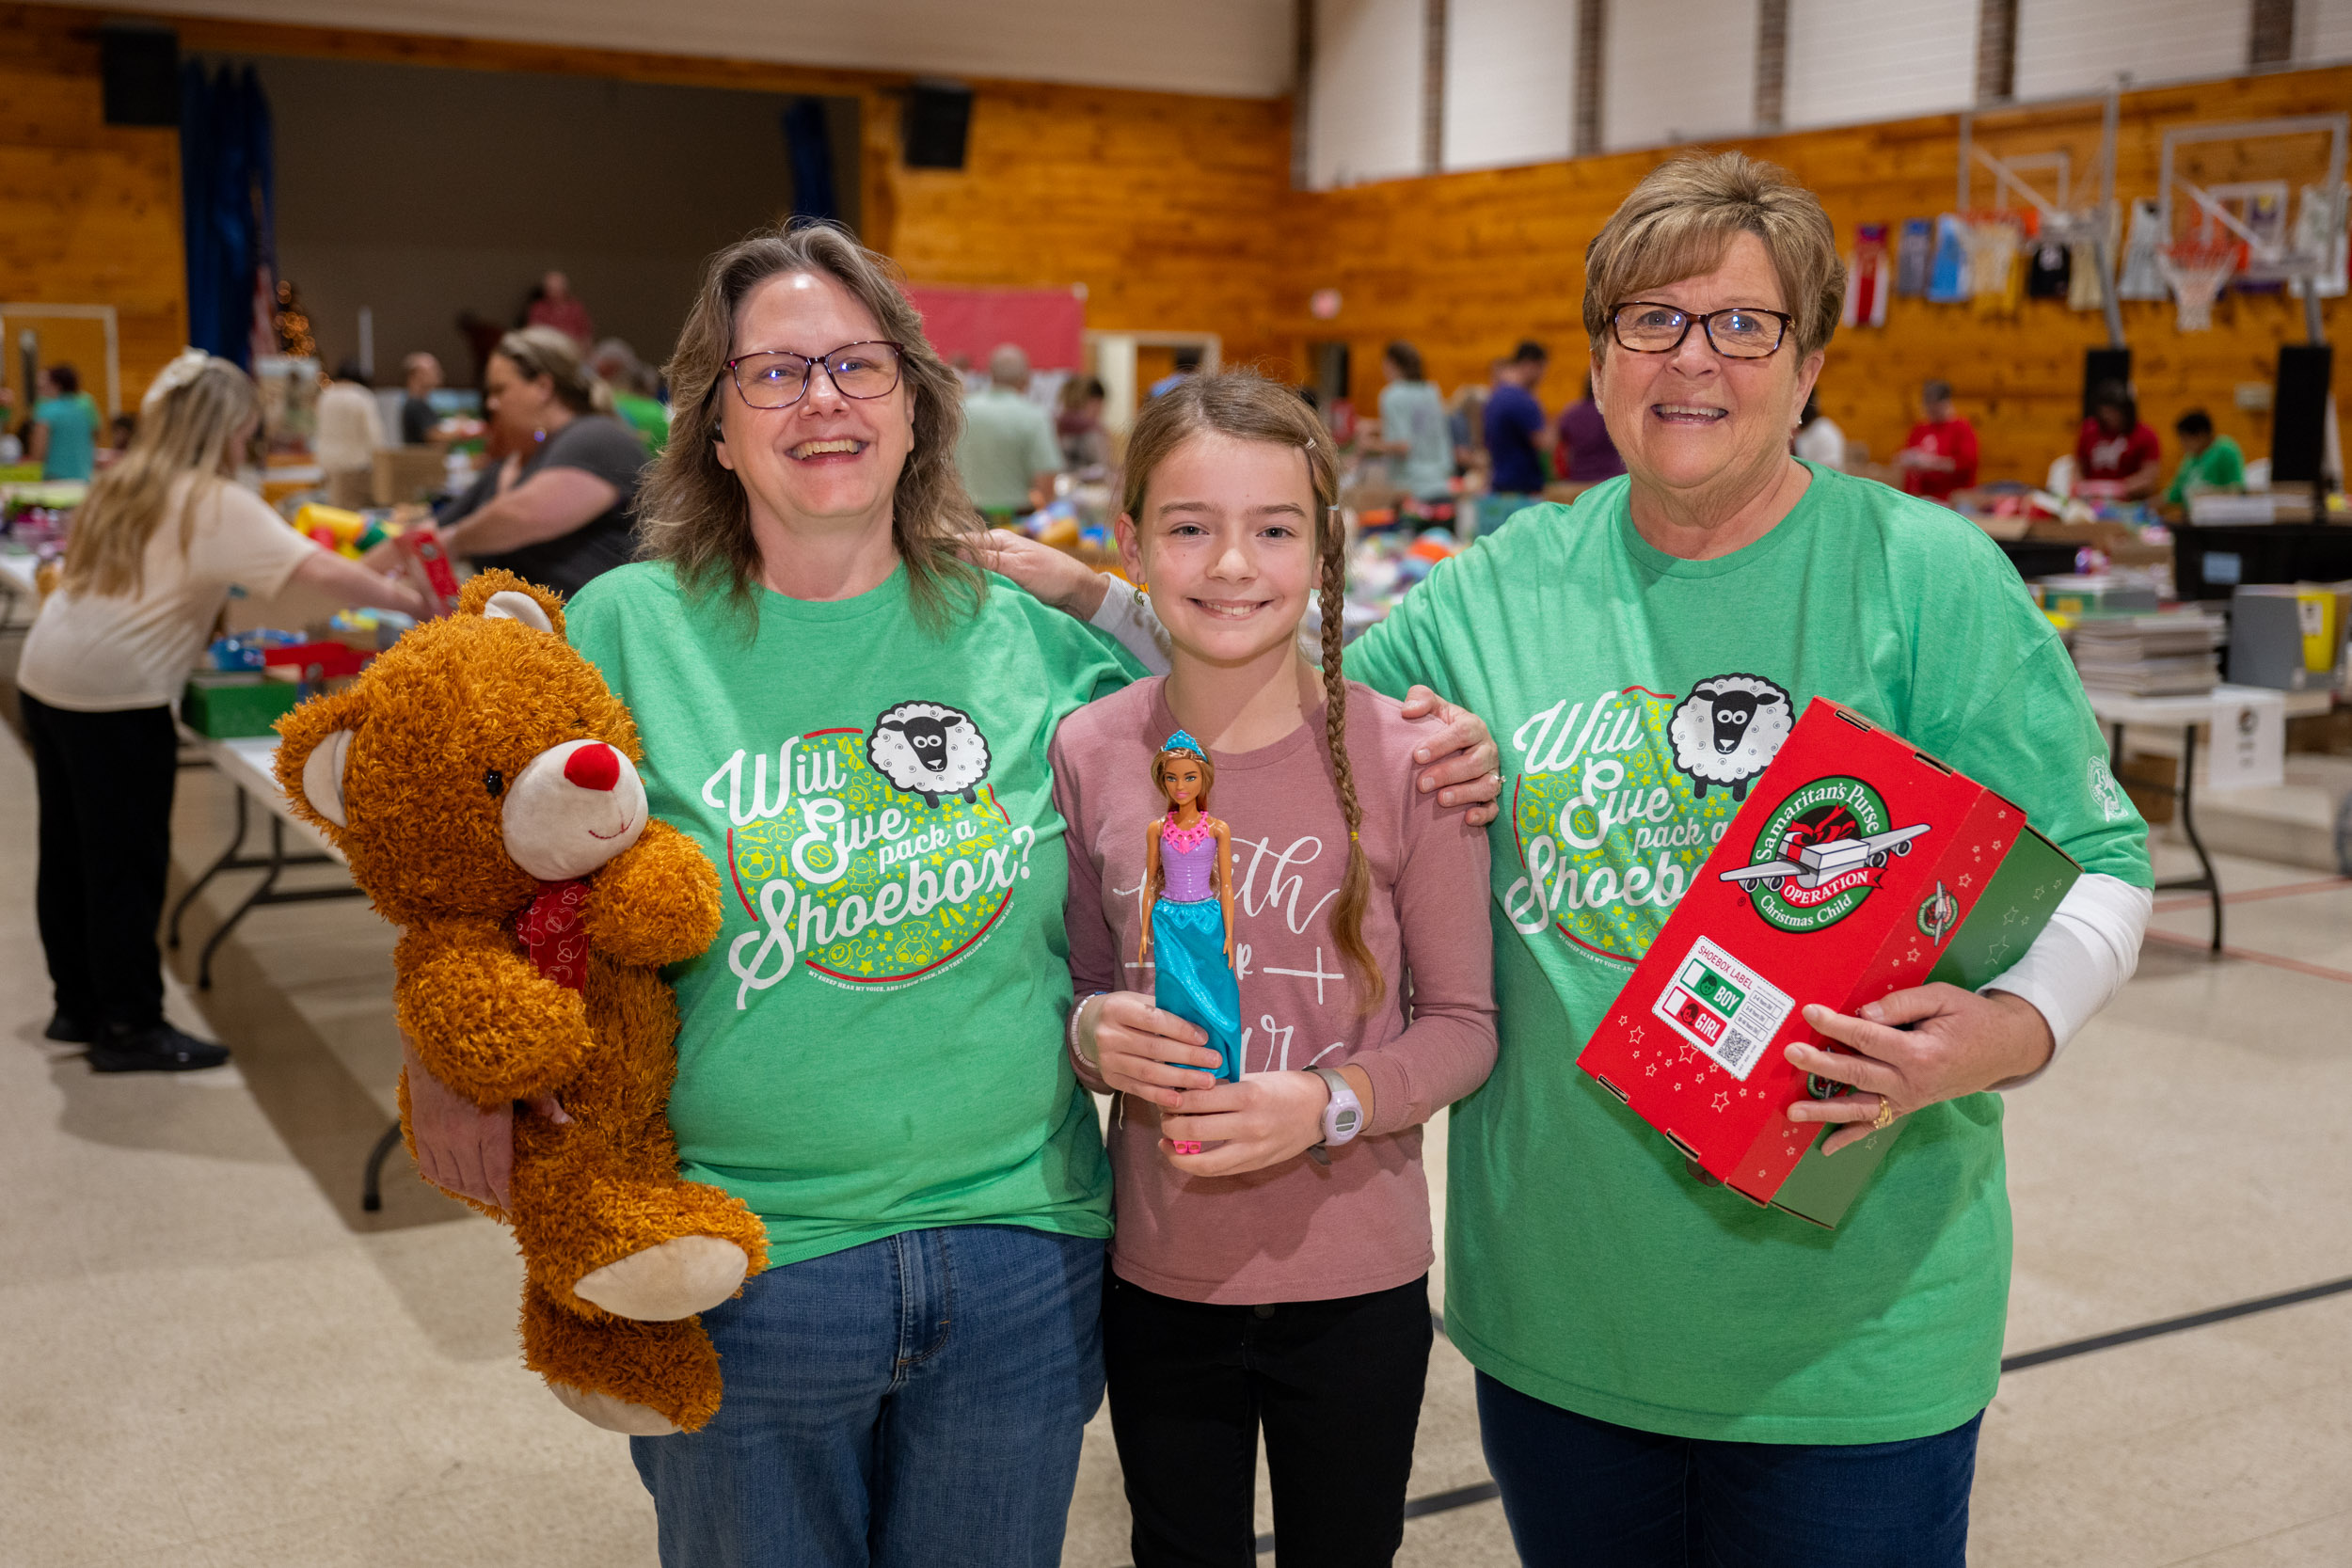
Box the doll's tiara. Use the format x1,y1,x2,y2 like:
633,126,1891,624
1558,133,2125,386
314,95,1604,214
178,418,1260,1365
1159,729,1207,759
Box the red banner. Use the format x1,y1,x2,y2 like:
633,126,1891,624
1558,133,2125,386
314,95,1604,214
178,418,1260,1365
902,285,1086,371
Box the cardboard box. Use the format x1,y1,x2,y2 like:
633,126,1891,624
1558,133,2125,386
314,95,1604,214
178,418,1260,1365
373,445,447,507
1578,700,2080,1227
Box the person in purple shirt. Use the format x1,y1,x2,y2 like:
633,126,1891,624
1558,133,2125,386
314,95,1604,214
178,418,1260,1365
1480,341,1552,532
1554,372,1624,483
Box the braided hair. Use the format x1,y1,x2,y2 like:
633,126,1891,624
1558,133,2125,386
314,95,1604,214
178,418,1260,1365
1120,370,1385,1010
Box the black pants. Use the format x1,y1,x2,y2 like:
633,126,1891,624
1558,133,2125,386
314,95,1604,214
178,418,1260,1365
1104,1272,1433,1568
24,692,178,1031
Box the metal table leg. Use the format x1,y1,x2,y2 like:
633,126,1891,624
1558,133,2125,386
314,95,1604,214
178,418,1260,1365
2127,720,2225,956
194,816,364,990
360,1119,405,1212
168,788,249,951
2173,723,2223,953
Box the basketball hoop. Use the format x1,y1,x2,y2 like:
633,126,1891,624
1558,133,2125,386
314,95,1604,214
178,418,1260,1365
2157,238,2244,331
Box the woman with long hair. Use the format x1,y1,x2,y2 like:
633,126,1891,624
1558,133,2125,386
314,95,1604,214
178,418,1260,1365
398,225,1502,1566
19,351,427,1070
1055,371,1498,1567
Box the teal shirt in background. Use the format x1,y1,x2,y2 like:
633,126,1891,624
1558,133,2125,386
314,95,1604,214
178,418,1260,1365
1346,464,2151,1445
956,386,1064,514
1378,379,1454,500
36,392,98,481
566,562,1143,1266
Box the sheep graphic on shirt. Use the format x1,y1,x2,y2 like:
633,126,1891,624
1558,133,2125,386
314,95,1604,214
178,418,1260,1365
866,701,993,808
1665,674,1793,801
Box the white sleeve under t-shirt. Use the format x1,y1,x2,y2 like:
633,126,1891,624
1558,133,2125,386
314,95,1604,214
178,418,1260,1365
17,476,318,713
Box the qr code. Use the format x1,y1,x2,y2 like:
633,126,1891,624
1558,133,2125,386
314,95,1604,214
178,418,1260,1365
1650,935,1795,1083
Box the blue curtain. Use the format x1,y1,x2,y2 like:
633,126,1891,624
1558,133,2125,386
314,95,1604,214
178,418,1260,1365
177,63,275,367
783,98,838,224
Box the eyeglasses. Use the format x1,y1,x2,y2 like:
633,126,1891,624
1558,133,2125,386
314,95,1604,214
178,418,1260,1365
724,341,905,408
1610,303,1793,359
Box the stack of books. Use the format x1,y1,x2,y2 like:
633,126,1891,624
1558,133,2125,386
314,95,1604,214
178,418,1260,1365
2070,610,2226,696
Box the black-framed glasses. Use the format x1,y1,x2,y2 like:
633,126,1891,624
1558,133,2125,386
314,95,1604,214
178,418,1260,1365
1610,303,1793,359
724,341,905,408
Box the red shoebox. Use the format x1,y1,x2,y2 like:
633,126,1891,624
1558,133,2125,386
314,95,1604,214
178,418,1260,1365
395,528,462,614
1579,699,2074,1217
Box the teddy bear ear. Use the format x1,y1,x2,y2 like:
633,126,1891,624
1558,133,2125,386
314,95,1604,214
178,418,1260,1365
457,569,565,639
274,688,370,835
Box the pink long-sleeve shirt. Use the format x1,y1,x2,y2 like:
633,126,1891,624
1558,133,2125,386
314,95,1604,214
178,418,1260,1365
1051,676,1497,1305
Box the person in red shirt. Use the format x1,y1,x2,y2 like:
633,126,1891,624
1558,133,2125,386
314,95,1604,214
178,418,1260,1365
2073,380,2163,499
525,269,595,349
1896,378,1979,503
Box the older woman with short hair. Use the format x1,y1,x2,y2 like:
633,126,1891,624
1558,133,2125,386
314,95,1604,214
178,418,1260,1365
1343,152,2154,1563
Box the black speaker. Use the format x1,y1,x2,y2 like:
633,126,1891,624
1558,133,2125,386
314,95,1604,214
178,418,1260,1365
902,82,971,170
2082,347,2132,420
100,24,179,127
2273,343,2335,486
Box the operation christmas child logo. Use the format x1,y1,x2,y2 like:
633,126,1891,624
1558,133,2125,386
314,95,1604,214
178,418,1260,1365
1721,775,1928,933
702,701,1038,1006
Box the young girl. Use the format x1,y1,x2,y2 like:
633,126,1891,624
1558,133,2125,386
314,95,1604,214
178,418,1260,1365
1053,371,1498,1566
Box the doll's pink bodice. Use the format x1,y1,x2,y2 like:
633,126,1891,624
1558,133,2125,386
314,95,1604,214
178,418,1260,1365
1159,820,1218,903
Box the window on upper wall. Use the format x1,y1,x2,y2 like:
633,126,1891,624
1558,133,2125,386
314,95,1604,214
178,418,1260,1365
2013,0,2257,99
2300,0,2352,63
1309,0,1429,189
1602,0,1758,152
1784,0,1977,130
1441,0,1578,172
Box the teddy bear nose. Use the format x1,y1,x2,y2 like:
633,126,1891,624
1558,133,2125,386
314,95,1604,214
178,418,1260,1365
564,742,622,792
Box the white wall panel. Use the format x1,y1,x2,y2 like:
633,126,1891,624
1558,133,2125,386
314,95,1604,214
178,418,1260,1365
2014,0,2254,99
1309,0,1427,187
1441,0,1576,171
1784,0,1975,130
1602,0,1756,151
127,0,1299,99
2301,0,2352,64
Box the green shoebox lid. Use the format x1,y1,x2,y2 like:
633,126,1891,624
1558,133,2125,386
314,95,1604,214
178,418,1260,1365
1768,824,2080,1229
182,673,302,738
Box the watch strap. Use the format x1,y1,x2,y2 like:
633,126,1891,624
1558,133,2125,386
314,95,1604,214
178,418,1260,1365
1311,1066,1363,1148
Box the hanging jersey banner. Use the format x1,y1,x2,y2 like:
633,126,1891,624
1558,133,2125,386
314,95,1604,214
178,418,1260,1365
1926,214,1972,304
1895,218,1934,297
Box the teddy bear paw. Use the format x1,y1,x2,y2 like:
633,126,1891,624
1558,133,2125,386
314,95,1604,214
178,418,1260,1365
573,1236,752,1322
547,1381,683,1437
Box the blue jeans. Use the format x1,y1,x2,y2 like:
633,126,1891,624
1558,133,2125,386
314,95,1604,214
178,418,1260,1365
1476,1371,1981,1568
632,1225,1105,1568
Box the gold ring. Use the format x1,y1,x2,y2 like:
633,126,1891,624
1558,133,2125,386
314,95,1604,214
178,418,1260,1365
1873,1095,1897,1131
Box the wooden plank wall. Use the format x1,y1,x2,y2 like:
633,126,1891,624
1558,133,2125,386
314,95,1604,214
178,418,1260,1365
0,5,188,410
4,0,2344,492
4,2,1293,393
1282,66,2352,487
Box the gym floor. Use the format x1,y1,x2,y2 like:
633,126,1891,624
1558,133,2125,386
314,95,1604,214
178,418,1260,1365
2,671,2347,1567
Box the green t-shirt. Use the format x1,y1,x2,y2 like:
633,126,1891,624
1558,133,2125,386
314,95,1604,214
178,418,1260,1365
2164,435,2245,505
1347,464,2151,1444
612,392,670,456
955,387,1063,514
1379,379,1454,500
566,562,1141,1266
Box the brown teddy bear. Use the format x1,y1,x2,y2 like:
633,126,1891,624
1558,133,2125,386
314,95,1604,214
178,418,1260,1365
275,569,769,1435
